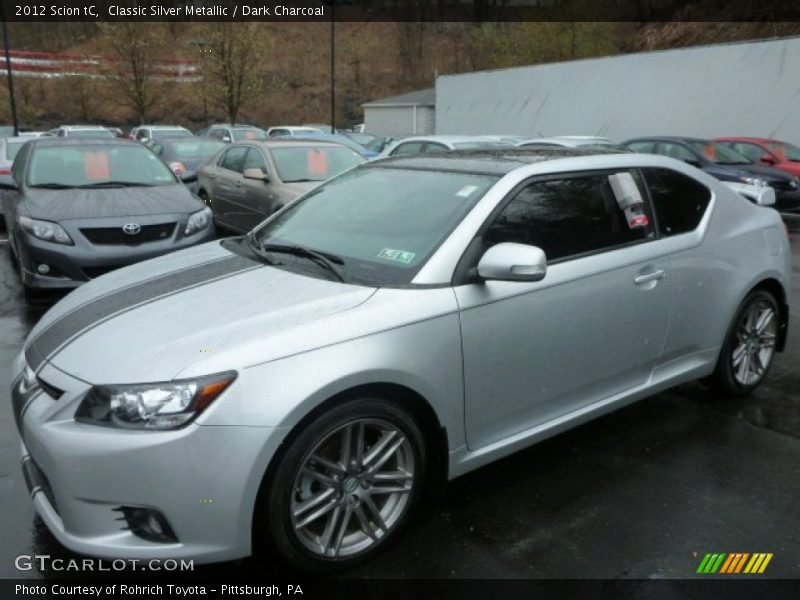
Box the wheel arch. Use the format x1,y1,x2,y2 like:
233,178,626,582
250,381,449,551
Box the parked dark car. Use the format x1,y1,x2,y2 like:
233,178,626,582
150,137,226,178
624,136,800,212
714,137,800,179
0,138,215,300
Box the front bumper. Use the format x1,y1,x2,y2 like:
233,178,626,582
12,362,283,563
16,219,216,290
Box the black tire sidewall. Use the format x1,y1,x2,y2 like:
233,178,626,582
262,398,426,573
715,290,778,396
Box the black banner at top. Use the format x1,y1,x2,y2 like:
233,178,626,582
4,0,800,22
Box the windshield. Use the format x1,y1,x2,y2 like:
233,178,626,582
68,129,114,138
687,141,750,165
232,128,268,141
253,167,497,285
270,145,365,183
166,139,225,157
766,141,800,162
5,140,24,160
28,144,177,187
152,129,192,141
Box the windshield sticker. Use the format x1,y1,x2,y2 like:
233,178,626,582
245,131,256,140
456,184,479,198
84,152,110,180
307,149,329,176
377,248,416,265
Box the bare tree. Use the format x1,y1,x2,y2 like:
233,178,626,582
198,22,268,124
98,23,168,123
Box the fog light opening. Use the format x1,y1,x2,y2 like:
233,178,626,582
113,505,178,543
37,263,50,275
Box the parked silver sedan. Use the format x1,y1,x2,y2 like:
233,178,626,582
197,140,365,233
12,147,790,571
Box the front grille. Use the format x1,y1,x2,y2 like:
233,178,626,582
36,376,64,400
82,265,123,279
771,180,798,192
80,222,176,245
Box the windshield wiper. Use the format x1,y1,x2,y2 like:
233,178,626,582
246,235,280,266
259,242,345,282
29,183,75,189
75,181,157,188
283,178,322,183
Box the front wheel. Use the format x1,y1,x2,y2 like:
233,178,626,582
261,399,426,572
710,290,779,396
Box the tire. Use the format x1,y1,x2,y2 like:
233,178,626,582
710,290,779,396
260,398,426,572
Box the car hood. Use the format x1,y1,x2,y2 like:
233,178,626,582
280,181,322,196
21,184,204,221
725,163,794,182
24,241,377,383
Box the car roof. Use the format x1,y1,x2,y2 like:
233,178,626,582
368,146,631,176
518,136,615,147
394,135,498,144
714,137,773,144
624,136,713,144
137,125,190,130
60,125,109,130
24,137,140,148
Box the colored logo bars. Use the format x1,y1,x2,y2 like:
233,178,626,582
696,553,773,574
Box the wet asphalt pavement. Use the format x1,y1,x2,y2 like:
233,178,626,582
1,227,799,580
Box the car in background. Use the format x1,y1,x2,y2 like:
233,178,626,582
197,139,365,233
150,137,227,179
19,131,48,138
345,132,397,154
130,125,192,144
48,125,115,139
515,135,618,148
0,138,214,299
207,124,268,144
377,135,512,158
714,137,800,178
276,133,378,159
0,136,29,175
624,136,800,212
11,148,790,571
267,126,325,138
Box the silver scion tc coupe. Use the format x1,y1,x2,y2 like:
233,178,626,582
11,148,791,571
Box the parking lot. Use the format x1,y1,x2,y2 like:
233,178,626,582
0,223,798,580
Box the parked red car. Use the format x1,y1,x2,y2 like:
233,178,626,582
715,137,800,178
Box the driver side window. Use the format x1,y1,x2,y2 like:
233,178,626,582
483,172,655,263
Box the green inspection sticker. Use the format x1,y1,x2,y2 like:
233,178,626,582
377,248,416,265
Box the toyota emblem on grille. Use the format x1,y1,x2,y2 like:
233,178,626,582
122,223,141,235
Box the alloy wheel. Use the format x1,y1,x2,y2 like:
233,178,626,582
289,418,416,559
731,298,777,386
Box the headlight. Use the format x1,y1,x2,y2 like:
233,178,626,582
75,371,236,430
18,216,73,245
184,207,212,236
739,176,769,187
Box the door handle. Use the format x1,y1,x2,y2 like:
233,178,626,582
634,269,666,286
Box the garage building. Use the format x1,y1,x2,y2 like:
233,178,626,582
362,87,435,137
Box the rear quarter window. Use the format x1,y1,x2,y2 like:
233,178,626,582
641,168,711,236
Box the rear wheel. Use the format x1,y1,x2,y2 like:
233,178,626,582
710,290,779,396
261,399,425,572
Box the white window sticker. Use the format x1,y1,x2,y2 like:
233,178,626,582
456,185,479,198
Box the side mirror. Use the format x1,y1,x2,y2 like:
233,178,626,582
221,136,231,143
0,174,19,191
180,171,198,184
243,167,269,182
477,242,547,282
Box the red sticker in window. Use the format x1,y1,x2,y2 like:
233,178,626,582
702,144,716,160
307,149,328,176
84,152,110,180
628,214,649,228
245,131,255,140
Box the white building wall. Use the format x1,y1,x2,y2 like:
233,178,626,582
364,106,435,137
436,37,800,142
